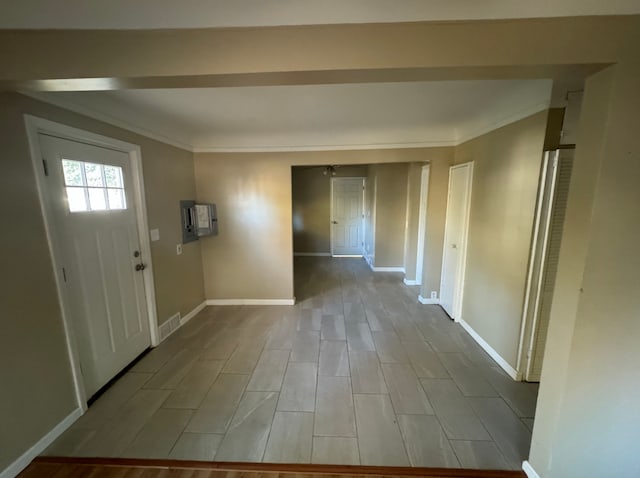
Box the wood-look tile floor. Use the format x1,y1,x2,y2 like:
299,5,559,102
43,257,538,470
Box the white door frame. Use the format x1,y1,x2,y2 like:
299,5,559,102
415,164,430,285
516,151,559,379
330,177,365,257
440,161,474,322
24,115,159,411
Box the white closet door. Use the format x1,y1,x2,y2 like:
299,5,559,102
440,162,473,320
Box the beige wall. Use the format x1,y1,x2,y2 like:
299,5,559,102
369,163,410,267
195,148,449,300
454,111,547,367
403,163,423,279
530,25,640,476
0,92,204,471
292,165,368,254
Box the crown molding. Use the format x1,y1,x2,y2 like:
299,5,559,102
455,100,550,145
192,140,456,153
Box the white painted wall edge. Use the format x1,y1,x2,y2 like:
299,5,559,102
403,278,418,286
206,299,295,306
366,261,406,273
0,407,82,478
522,460,541,478
459,318,520,380
418,295,440,305
293,252,331,256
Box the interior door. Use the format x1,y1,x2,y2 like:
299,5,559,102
440,162,473,319
332,178,364,256
39,134,151,398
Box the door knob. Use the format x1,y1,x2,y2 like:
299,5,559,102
452,244,457,249
332,221,338,224
135,263,146,271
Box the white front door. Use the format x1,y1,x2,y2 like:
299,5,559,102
39,134,151,398
331,177,364,256
440,162,473,320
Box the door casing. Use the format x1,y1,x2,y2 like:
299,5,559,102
24,115,159,411
415,164,430,286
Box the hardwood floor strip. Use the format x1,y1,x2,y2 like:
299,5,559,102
28,457,525,477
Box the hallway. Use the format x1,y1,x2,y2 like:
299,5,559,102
43,257,537,470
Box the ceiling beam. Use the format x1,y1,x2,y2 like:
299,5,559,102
0,16,635,91
4,65,603,92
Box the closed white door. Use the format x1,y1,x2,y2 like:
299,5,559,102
39,134,151,398
331,178,364,256
440,162,473,320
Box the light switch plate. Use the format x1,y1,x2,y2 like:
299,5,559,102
176,244,183,255
150,229,160,241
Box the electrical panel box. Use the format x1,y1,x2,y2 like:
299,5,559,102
180,200,198,243
180,200,218,244
195,203,218,237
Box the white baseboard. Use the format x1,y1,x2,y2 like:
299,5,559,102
522,460,541,478
293,252,331,256
403,278,417,286
368,262,406,272
459,318,519,380
418,295,440,305
0,407,82,478
206,298,295,306
181,301,207,326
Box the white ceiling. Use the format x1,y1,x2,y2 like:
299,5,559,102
34,80,552,152
1,0,639,29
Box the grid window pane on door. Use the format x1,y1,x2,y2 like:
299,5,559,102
62,159,127,212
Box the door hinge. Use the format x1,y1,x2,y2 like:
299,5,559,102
62,267,67,282
42,158,49,176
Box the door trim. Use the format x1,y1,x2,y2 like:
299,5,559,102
415,164,430,286
440,161,473,322
329,177,365,257
24,115,159,410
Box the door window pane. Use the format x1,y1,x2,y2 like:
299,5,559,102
84,162,104,187
66,186,88,212
107,188,126,210
88,188,107,210
62,159,126,213
104,165,123,188
62,160,84,186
